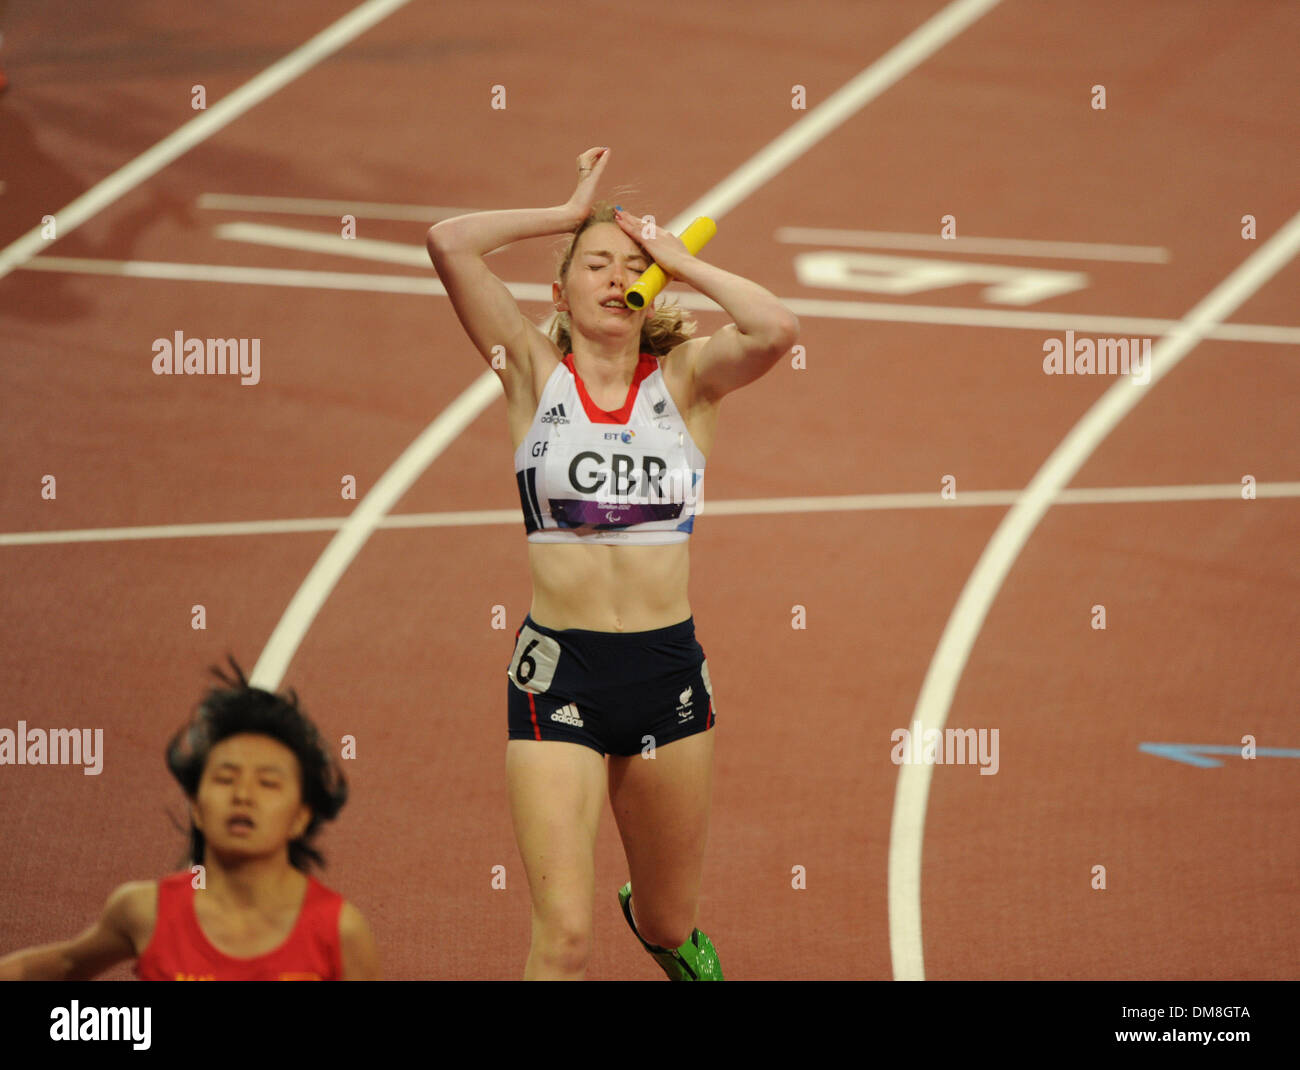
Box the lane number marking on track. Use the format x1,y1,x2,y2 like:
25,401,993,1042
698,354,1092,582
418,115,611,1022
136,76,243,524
792,250,1089,305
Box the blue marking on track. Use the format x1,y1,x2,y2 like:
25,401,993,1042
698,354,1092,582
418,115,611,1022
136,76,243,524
1138,743,1300,768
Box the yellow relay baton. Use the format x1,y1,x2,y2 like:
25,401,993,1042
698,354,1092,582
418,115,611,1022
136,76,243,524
623,216,717,310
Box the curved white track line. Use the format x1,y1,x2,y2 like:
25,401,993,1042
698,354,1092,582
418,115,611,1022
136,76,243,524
250,371,501,689
888,210,1300,980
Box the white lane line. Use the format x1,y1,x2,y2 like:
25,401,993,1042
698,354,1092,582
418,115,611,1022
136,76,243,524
199,194,476,221
250,371,502,689
670,0,1005,226
5,483,1296,547
0,0,412,283
214,222,431,266
213,221,515,261
887,209,1300,982
701,482,1300,513
1053,484,1287,506
776,227,1170,263
0,518,348,546
22,256,448,295
775,296,1300,345
21,257,1300,345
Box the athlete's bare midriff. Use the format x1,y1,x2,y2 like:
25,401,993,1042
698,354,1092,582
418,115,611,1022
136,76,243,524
526,539,691,632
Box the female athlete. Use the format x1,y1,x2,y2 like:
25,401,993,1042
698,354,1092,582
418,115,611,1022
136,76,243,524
0,659,380,981
426,147,798,980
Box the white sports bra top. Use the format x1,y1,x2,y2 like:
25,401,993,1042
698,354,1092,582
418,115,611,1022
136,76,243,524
513,352,706,544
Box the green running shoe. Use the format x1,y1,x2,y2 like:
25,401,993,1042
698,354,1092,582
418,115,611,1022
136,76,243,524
618,882,724,981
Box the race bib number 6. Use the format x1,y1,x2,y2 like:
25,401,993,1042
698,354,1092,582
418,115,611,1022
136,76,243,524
508,625,561,693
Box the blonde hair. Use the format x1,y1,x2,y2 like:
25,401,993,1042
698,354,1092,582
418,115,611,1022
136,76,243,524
545,201,697,358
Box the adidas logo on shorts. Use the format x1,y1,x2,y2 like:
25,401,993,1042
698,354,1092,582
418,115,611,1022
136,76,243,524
550,703,583,727
540,403,570,425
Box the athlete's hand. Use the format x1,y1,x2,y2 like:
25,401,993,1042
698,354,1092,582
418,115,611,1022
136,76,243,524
613,208,692,277
564,147,611,224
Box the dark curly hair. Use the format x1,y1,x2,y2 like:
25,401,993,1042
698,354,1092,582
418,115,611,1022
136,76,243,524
166,657,347,873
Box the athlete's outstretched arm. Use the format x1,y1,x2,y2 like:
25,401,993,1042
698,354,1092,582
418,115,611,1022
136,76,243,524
612,209,799,401
0,881,151,980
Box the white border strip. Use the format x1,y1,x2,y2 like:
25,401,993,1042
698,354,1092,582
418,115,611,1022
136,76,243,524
887,209,1300,981
0,0,412,282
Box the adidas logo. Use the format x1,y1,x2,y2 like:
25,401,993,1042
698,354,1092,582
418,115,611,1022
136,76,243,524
540,402,570,425
550,703,583,727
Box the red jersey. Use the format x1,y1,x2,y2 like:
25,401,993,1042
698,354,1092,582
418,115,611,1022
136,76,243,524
135,871,344,981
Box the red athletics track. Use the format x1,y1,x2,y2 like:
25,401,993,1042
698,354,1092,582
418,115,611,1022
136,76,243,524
1,0,1297,981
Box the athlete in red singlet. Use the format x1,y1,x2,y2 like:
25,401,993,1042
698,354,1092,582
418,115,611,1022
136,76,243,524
0,659,379,981
134,870,345,981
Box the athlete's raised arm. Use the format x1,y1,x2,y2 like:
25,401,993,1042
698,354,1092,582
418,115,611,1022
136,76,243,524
0,881,153,981
610,208,800,402
426,147,612,394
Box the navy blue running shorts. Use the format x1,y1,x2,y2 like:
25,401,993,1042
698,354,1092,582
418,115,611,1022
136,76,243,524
506,614,716,757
